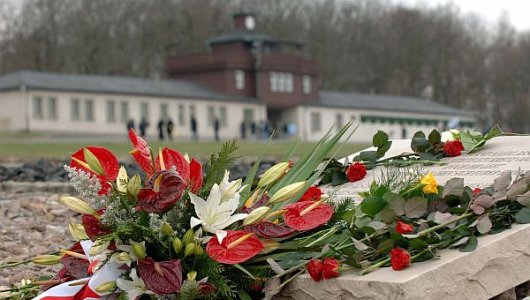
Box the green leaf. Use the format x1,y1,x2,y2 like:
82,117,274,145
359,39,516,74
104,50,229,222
373,130,389,147
459,235,478,252
331,172,348,186
477,214,492,234
428,129,441,145
388,193,406,216
409,239,429,250
376,141,392,158
360,196,387,217
515,208,530,224
237,290,253,300
411,131,429,153
376,239,394,254
234,264,256,280
359,150,378,161
405,197,428,218
484,125,503,140
442,178,465,198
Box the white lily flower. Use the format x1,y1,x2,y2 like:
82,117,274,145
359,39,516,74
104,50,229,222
219,170,244,203
116,268,153,300
189,184,248,243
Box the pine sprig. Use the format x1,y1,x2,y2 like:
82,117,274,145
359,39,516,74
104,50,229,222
202,140,239,194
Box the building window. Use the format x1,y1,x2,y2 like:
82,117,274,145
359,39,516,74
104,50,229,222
120,101,129,122
207,106,215,127
106,100,116,123
178,104,185,126
71,99,80,121
269,72,294,93
219,106,227,127
235,70,245,90
310,112,321,132
243,108,254,124
302,75,311,94
47,97,58,120
140,102,149,121
160,103,168,119
336,113,343,129
85,99,94,121
33,96,43,119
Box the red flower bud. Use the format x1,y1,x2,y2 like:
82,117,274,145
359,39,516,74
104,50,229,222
137,257,183,294
298,186,323,202
395,221,414,234
390,248,411,271
307,259,324,281
81,210,111,240
346,162,367,182
322,258,341,279
444,140,464,157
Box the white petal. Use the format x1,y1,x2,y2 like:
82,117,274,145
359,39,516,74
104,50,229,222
206,184,222,209
215,230,227,244
190,217,203,229
189,192,208,219
216,213,248,229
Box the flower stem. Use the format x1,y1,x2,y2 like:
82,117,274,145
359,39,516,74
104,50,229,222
415,212,474,238
360,257,390,275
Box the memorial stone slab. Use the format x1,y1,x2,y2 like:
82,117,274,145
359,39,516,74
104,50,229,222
277,136,530,300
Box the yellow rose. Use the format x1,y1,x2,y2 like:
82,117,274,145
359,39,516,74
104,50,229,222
420,173,438,194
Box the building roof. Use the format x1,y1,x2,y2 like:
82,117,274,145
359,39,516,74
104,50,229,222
207,29,303,47
316,90,472,117
0,70,260,103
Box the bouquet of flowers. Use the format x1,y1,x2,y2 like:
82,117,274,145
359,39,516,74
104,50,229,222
2,125,529,300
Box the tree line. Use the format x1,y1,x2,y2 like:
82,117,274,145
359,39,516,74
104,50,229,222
0,0,529,131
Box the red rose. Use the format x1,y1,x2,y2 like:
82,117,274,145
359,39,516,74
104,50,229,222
299,186,322,202
137,257,183,294
390,248,411,271
307,259,324,281
81,210,111,240
322,258,341,279
444,140,464,157
346,162,367,182
472,187,482,196
137,170,186,213
307,258,341,281
395,221,414,234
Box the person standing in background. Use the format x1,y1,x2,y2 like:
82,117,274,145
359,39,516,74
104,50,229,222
191,115,198,141
157,119,165,141
167,118,174,141
139,118,149,138
214,117,220,141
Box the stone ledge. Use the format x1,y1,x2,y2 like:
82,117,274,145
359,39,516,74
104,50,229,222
0,181,74,194
277,224,530,300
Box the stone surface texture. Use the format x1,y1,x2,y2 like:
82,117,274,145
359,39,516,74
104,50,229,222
0,191,74,288
278,224,530,300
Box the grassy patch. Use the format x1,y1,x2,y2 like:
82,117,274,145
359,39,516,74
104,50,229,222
0,140,368,161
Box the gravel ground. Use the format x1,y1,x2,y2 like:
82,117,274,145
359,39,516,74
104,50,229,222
0,191,76,288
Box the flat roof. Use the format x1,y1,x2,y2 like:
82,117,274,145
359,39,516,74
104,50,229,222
0,70,260,103
315,90,473,116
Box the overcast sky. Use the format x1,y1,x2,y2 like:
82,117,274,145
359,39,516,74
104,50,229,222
394,0,530,30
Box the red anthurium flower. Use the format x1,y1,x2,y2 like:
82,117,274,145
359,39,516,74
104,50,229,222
346,162,367,182
81,210,111,240
283,200,333,231
390,248,411,270
444,140,464,157
206,230,264,264
198,282,217,296
189,158,203,193
137,257,183,294
395,221,414,234
60,242,89,279
137,170,186,213
70,146,119,195
322,258,341,279
298,186,323,202
128,129,154,176
307,259,323,281
244,221,296,239
155,147,190,181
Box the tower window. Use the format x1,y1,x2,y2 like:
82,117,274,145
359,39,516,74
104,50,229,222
235,70,245,90
303,75,311,94
269,72,293,93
